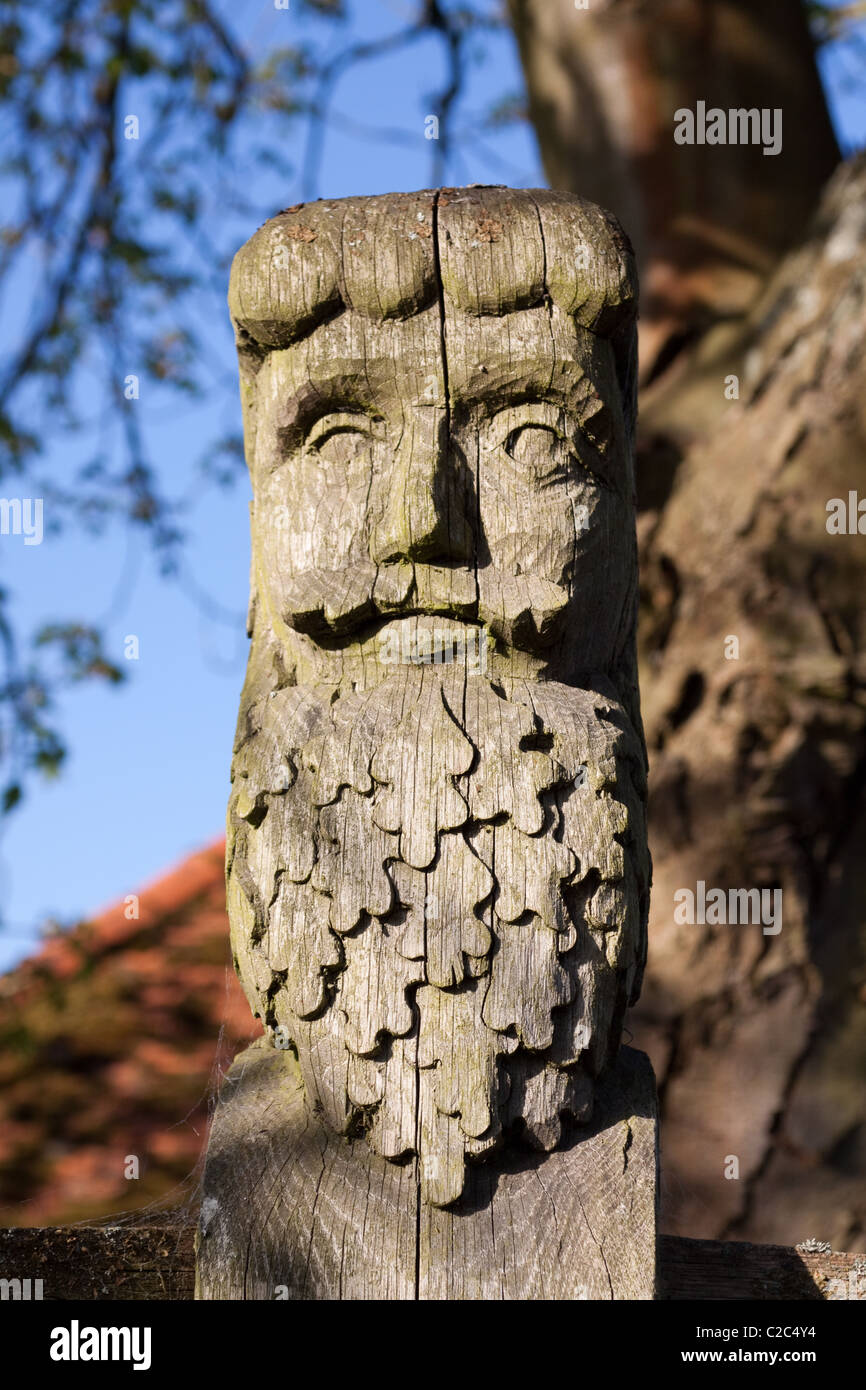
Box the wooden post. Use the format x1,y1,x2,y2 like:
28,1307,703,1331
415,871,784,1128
197,186,656,1299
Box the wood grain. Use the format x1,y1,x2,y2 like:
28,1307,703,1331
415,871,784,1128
211,186,654,1296
195,1042,657,1299
3,1223,861,1300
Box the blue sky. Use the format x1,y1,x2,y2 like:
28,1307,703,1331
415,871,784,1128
0,0,862,970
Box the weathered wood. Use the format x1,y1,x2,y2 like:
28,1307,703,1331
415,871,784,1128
658,1236,866,1302
205,186,654,1297
195,1041,656,1299
2,1222,862,1300
0,1224,195,1301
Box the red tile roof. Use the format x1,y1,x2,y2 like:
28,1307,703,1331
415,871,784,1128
0,839,260,1227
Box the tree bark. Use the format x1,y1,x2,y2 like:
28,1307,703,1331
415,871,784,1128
632,155,866,1249
511,0,865,1250
508,0,839,374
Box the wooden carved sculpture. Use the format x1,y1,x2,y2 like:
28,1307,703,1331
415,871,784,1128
198,187,657,1300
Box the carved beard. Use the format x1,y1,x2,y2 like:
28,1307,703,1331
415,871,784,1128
227,665,649,1207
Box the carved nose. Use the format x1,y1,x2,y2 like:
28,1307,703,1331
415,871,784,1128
369,418,474,566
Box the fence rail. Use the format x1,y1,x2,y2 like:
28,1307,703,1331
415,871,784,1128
0,1225,862,1300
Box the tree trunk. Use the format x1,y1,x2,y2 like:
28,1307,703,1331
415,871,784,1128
508,0,839,375
512,0,866,1250
633,155,866,1248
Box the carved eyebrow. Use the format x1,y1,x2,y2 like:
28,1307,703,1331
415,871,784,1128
478,390,617,446
450,365,618,436
275,369,387,452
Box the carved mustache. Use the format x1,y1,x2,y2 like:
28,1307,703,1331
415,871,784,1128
282,562,570,650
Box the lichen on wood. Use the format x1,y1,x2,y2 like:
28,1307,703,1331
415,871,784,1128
200,186,656,1299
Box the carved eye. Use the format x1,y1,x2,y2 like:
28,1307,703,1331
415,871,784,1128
307,411,383,462
503,422,562,462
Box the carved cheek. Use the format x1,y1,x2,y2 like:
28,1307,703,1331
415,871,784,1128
485,508,576,587
481,464,600,587
563,490,635,663
261,444,374,576
569,486,617,568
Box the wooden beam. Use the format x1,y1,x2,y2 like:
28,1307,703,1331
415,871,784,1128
0,1225,195,1301
658,1236,864,1302
1,1224,861,1300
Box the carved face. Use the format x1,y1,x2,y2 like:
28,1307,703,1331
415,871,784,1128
231,188,638,688
227,190,647,1206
